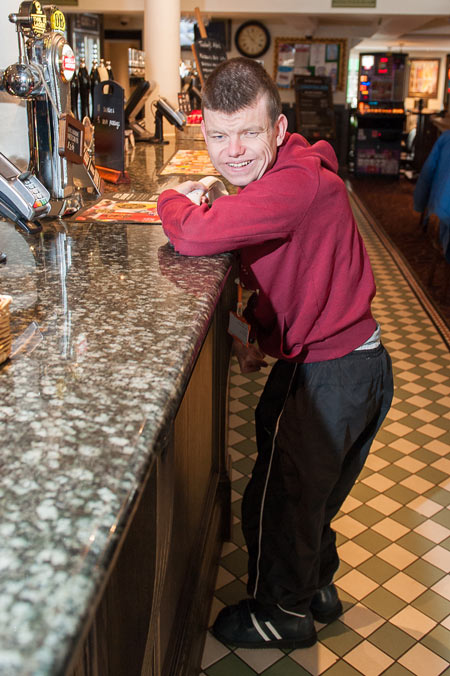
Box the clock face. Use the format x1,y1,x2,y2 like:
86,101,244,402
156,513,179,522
235,21,271,58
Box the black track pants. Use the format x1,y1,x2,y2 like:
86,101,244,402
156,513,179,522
242,344,393,613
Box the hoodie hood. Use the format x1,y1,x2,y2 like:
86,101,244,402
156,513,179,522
278,132,339,175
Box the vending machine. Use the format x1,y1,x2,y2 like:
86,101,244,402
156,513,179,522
354,53,407,176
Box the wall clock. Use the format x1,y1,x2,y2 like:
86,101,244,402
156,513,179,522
235,21,271,59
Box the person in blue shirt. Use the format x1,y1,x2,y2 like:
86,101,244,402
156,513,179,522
414,129,450,261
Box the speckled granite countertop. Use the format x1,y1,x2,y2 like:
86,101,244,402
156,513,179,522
0,140,233,675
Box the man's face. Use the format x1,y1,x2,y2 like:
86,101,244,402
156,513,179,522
201,94,288,187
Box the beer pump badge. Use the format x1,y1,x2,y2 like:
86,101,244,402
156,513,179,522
50,9,66,33
30,1,47,36
60,44,76,82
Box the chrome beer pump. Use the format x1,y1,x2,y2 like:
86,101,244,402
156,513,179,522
3,1,100,216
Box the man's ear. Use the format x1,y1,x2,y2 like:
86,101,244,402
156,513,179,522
275,114,288,146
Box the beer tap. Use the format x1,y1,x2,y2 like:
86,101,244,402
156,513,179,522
2,2,101,217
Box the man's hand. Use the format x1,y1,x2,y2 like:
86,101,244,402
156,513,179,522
174,180,208,203
233,339,268,374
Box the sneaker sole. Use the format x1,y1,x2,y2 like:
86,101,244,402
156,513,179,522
211,628,317,650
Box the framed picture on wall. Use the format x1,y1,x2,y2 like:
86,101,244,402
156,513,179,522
408,58,440,99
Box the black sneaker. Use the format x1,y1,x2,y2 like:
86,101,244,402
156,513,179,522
211,599,317,649
310,583,343,623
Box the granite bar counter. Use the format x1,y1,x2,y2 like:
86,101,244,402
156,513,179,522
0,141,235,675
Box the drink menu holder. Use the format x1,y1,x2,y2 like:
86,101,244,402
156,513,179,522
93,81,129,184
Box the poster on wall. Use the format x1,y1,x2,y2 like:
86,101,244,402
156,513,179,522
274,38,346,91
408,58,440,99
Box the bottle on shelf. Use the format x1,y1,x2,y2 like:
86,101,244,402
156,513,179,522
97,57,109,82
78,57,90,120
90,59,100,119
70,66,79,118
106,59,114,81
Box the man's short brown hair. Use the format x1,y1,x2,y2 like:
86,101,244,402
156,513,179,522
201,57,282,126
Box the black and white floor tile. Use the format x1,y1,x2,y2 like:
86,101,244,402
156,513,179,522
200,194,450,676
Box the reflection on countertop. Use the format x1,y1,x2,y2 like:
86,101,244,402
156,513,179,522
0,139,233,675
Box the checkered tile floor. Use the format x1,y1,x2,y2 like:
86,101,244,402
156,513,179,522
200,194,450,676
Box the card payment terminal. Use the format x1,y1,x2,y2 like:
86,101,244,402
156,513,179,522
0,152,51,234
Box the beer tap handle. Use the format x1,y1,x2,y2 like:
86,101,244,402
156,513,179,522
8,13,32,26
8,13,30,65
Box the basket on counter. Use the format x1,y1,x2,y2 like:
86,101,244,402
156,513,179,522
176,124,204,141
0,295,12,364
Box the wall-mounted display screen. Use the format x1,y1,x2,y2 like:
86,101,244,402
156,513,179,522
180,18,195,48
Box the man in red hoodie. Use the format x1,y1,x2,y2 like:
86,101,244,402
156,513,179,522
158,57,393,649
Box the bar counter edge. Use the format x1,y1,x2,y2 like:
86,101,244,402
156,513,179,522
0,162,236,676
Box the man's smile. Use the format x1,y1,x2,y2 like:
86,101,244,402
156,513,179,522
227,160,253,168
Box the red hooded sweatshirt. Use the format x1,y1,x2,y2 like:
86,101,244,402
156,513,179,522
157,132,376,363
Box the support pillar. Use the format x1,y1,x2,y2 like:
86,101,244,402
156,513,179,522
143,0,180,138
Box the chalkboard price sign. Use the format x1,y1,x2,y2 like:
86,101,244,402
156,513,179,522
192,37,227,86
58,113,84,164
